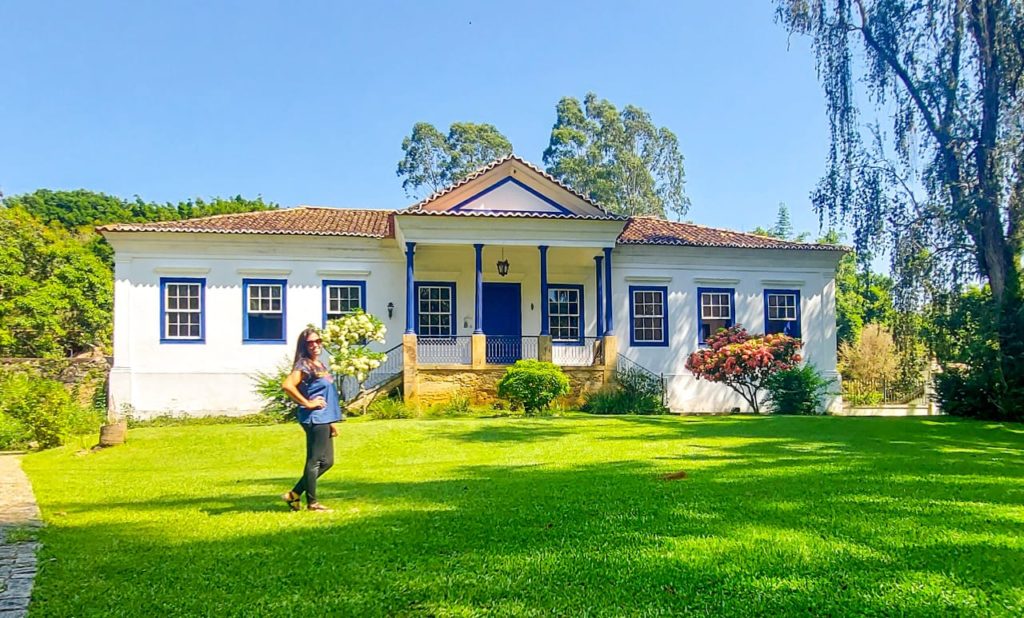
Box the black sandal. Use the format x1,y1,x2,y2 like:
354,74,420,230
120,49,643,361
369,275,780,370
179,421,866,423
281,491,301,511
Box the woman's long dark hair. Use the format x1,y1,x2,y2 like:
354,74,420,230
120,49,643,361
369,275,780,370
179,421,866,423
292,327,320,367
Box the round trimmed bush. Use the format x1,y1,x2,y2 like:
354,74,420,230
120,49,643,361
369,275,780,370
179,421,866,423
496,360,570,414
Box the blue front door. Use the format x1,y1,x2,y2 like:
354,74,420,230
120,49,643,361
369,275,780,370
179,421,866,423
483,282,521,363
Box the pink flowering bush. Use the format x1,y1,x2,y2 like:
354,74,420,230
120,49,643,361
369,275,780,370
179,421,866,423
685,325,802,413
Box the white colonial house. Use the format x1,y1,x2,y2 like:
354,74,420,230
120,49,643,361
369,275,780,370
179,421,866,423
99,156,846,418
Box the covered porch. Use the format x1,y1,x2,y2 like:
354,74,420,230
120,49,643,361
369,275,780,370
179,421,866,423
398,240,620,396
395,236,623,403
402,241,616,359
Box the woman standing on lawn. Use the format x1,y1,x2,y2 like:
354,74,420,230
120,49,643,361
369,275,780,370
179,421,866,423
280,327,341,512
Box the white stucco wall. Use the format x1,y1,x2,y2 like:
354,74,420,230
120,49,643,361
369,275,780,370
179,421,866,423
107,232,406,418
610,245,843,413
106,230,842,418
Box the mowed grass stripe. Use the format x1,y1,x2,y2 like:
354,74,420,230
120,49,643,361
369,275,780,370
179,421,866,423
22,415,1024,616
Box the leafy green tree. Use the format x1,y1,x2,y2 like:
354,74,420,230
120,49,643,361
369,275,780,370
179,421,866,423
818,230,895,347
173,195,277,219
543,93,690,219
0,207,112,357
5,189,276,229
0,191,274,356
834,251,867,346
446,123,514,181
778,0,1024,416
5,190,276,266
397,122,513,198
5,189,138,227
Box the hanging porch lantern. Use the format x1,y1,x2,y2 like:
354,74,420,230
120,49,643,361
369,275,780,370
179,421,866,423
496,247,510,277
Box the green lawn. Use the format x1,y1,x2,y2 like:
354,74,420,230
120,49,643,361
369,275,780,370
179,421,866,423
22,414,1024,616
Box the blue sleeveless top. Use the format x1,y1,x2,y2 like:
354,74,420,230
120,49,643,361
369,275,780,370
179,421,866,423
293,359,343,425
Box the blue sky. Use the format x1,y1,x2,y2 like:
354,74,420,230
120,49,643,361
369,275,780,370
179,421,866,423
0,1,836,238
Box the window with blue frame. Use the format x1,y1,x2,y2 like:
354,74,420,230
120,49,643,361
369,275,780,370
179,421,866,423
323,280,366,325
243,279,286,342
698,287,734,344
416,282,455,337
548,285,583,344
630,286,668,346
764,289,801,338
160,278,205,343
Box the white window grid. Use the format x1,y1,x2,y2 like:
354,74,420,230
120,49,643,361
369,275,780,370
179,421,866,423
248,284,282,314
418,286,453,337
327,285,362,318
768,293,797,321
701,293,731,320
548,287,580,342
165,283,201,339
633,290,665,342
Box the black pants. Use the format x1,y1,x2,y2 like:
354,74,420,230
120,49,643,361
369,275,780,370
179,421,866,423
292,423,334,503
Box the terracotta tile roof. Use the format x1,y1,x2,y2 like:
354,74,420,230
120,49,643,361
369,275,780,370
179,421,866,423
402,154,625,220
617,216,848,251
96,207,395,238
399,210,621,221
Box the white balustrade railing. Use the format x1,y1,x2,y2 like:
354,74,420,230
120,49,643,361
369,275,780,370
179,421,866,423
417,337,472,364
552,337,602,366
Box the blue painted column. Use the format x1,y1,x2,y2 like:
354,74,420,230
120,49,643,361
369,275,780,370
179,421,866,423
473,244,484,334
594,255,604,337
603,247,614,335
404,242,416,334
539,245,549,336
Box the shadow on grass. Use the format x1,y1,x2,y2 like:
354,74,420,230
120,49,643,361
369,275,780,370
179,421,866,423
27,417,1024,617
431,420,575,444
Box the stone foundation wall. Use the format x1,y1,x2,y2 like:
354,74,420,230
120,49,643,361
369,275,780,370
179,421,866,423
0,357,111,407
416,365,607,408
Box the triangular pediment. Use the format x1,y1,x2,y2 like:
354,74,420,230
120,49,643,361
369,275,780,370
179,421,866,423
451,176,571,215
405,156,618,219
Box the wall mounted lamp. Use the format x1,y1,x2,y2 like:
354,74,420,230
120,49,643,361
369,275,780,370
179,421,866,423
386,302,394,319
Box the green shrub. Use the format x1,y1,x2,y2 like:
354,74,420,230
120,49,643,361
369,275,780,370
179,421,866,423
933,366,999,419
424,393,473,418
617,366,668,414
0,412,31,449
843,390,884,407
0,369,105,449
251,360,297,422
764,365,833,415
925,285,1024,421
582,366,667,415
581,387,632,415
368,395,412,420
496,360,570,414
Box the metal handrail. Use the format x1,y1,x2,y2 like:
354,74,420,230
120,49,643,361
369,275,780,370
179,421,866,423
616,353,666,407
842,377,925,405
338,342,404,402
